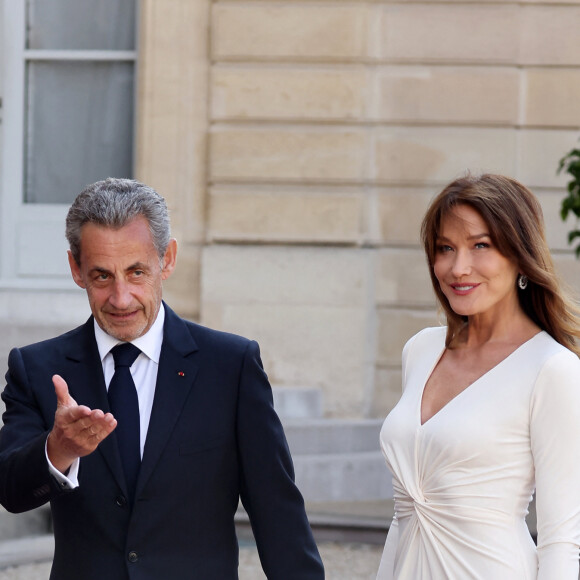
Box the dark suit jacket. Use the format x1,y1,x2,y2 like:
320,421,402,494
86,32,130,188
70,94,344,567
0,304,324,579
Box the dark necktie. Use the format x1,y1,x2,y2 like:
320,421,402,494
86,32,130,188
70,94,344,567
108,343,141,502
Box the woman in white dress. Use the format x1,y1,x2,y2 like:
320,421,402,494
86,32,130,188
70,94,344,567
378,174,580,579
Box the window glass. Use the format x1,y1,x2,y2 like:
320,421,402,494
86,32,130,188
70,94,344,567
25,61,134,204
26,0,136,50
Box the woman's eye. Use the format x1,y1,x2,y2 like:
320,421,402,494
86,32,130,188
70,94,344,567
475,242,490,249
437,245,453,253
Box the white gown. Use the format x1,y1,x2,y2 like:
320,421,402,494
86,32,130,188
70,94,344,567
378,327,580,580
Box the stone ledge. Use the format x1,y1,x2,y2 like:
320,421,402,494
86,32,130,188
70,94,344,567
273,386,323,420
283,419,384,454
293,451,393,502
0,535,53,570
0,505,51,543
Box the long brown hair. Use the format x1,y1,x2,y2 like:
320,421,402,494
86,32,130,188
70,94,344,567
421,173,580,355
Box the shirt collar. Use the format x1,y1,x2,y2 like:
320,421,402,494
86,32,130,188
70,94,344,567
94,303,165,364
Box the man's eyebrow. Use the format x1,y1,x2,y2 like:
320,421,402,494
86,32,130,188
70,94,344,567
88,263,149,275
126,262,149,271
89,267,112,276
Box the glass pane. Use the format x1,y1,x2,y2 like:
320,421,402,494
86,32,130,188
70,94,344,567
27,0,136,50
25,61,134,204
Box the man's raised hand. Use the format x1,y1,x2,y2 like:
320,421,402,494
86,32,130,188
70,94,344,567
47,374,117,474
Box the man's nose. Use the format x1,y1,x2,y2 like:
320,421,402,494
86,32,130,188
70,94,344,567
109,280,132,309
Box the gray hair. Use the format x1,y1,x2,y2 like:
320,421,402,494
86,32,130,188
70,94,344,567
66,178,171,264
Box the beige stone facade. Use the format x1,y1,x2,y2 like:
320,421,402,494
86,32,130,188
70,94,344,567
135,0,580,419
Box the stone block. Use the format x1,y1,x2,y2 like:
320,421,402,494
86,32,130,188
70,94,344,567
211,65,369,120
209,128,368,182
536,189,571,251
372,127,517,184
379,4,518,63
524,68,580,127
207,188,363,243
370,368,403,419
273,387,323,420
521,6,580,65
282,419,383,455
200,246,374,417
0,534,54,569
376,66,518,124
212,3,369,60
521,0,580,3
516,129,580,189
375,248,436,307
377,308,440,367
553,254,580,301
162,243,202,320
201,303,368,418
0,506,51,542
374,187,435,245
201,245,371,307
136,0,209,246
293,451,393,502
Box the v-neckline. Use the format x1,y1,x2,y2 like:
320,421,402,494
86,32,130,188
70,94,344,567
418,330,545,427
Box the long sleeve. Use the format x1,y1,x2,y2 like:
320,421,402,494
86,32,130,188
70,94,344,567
0,347,67,512
236,340,324,579
530,349,580,579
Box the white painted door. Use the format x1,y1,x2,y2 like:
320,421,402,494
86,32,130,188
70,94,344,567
0,0,137,286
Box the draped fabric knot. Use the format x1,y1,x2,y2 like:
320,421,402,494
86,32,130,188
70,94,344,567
393,482,431,522
108,343,141,503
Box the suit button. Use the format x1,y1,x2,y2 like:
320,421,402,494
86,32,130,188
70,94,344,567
115,495,127,507
128,551,138,563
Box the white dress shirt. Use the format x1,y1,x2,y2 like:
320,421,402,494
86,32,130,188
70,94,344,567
48,304,166,489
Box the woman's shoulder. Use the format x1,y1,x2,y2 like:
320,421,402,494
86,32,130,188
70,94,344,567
531,331,579,367
403,326,446,360
526,332,580,400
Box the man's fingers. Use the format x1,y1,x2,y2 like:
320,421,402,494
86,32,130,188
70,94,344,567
52,374,77,408
81,412,117,442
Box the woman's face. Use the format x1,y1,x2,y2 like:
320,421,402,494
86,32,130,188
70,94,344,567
433,204,520,320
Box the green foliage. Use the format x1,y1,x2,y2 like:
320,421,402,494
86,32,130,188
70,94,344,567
558,144,580,258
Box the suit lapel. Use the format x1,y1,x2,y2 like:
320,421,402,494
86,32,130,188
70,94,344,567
136,306,199,496
62,318,126,492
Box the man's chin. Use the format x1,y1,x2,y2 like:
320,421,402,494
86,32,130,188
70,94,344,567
99,318,147,342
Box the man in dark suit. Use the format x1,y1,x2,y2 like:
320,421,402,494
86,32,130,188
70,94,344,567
0,178,324,579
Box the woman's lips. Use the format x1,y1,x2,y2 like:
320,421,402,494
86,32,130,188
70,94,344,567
450,283,480,295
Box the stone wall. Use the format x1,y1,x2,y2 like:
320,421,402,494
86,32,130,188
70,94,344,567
135,0,580,418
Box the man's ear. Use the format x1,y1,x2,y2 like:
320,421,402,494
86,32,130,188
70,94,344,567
67,250,86,289
161,238,177,281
